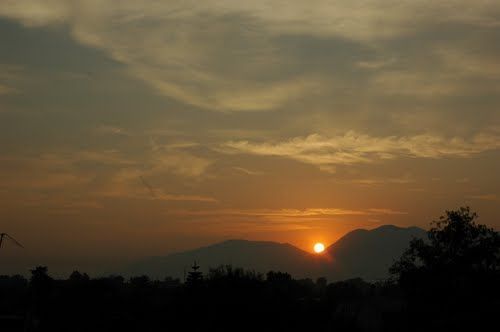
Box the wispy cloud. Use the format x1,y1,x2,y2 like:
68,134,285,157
349,177,415,186
220,131,500,172
99,186,217,203
0,84,18,95
94,125,129,136
2,1,500,113
135,175,216,203
366,208,408,215
0,145,217,206
232,167,263,176
3,1,499,39
168,207,406,218
0,64,24,96
148,140,213,178
161,207,407,233
467,194,500,201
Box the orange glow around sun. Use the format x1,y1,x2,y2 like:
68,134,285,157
313,242,325,253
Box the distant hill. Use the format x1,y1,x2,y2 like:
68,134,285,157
324,225,427,281
127,225,426,281
128,239,322,280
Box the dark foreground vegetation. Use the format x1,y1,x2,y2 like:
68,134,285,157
1,207,499,332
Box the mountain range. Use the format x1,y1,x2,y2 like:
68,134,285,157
128,225,426,281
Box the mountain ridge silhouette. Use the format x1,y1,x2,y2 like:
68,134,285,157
128,224,426,281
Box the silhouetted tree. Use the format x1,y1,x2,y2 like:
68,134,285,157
316,277,327,288
163,276,181,288
266,271,292,282
69,270,90,283
130,275,151,287
30,266,53,293
390,207,500,287
390,207,500,331
186,261,203,287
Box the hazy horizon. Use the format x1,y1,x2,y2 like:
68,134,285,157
1,1,499,276
2,223,427,277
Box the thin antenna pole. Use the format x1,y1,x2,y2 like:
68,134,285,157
0,233,24,249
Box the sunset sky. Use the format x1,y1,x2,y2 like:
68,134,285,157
1,1,499,276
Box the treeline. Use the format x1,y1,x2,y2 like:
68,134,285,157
1,207,499,332
0,268,416,332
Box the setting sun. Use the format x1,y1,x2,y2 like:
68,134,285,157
313,242,325,253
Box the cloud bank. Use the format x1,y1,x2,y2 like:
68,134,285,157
2,1,500,113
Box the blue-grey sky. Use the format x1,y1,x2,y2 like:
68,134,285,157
1,1,499,276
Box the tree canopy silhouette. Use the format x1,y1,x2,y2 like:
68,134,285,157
388,207,500,331
390,206,499,286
